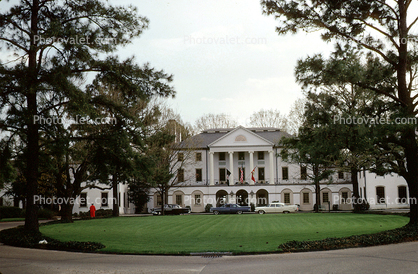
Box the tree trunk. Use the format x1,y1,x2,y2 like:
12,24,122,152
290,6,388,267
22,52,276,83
351,167,361,212
161,190,165,216
112,174,119,217
60,202,74,222
407,179,418,226
398,0,418,226
404,127,418,225
314,165,320,213
315,179,320,213
160,188,168,216
25,0,40,232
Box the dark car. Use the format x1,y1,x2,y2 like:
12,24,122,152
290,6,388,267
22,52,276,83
210,204,251,215
151,204,190,215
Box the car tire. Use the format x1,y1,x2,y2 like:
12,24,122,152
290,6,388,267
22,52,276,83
213,211,219,215
237,211,243,214
283,211,290,214
258,210,265,214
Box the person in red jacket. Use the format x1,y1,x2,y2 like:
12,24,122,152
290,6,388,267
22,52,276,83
90,204,96,218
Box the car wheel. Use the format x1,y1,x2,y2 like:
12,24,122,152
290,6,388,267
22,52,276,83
237,211,243,214
258,210,265,214
283,211,289,214
213,211,220,215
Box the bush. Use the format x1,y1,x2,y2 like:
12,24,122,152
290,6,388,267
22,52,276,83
0,206,22,219
205,204,213,213
79,211,90,218
354,200,370,212
78,209,113,219
0,226,105,251
95,209,113,217
278,224,418,252
38,208,57,219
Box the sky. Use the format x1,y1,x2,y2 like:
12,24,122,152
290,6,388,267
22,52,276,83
0,0,357,127
1,1,417,127
112,0,335,126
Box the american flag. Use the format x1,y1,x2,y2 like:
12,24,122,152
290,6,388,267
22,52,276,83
251,166,257,183
240,167,244,183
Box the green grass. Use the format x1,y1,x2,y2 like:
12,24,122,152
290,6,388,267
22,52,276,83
0,218,26,222
0,217,47,222
40,213,409,254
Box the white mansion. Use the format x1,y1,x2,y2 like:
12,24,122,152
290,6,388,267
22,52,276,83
73,126,410,214
0,126,411,214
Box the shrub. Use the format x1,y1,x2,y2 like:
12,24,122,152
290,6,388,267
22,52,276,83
0,226,105,251
354,200,370,212
278,224,418,252
0,206,22,219
205,204,213,213
0,226,44,248
38,208,57,219
79,211,89,218
95,209,113,217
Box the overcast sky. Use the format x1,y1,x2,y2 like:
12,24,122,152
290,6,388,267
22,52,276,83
0,0,368,127
114,0,336,126
1,1,417,127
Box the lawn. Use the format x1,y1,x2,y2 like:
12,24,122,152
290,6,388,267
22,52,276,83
0,218,26,222
40,213,409,254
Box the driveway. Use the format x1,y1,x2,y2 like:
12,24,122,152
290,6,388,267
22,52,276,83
1,221,417,273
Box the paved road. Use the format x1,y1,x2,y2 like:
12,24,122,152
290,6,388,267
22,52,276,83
1,222,417,274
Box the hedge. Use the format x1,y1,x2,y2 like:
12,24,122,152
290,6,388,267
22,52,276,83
0,226,105,252
278,224,418,252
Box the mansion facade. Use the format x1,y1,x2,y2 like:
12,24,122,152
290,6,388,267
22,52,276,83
0,126,411,214
145,126,410,213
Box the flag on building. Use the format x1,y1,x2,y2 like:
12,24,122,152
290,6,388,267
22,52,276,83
251,166,257,183
240,167,244,183
226,169,231,185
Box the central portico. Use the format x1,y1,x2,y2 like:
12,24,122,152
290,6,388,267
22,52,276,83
207,126,277,186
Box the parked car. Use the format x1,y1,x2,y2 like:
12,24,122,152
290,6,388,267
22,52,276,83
255,202,299,214
151,204,190,215
210,204,251,215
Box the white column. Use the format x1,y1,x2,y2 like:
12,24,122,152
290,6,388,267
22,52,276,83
249,151,254,185
229,192,235,204
269,150,274,184
229,151,234,185
209,152,214,186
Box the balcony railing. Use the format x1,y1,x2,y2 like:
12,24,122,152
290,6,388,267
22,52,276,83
183,177,350,186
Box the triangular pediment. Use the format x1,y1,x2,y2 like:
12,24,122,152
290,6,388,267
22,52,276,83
208,126,273,148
